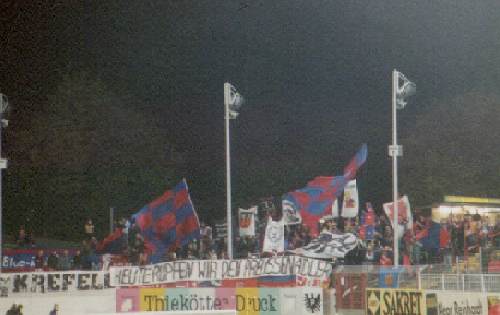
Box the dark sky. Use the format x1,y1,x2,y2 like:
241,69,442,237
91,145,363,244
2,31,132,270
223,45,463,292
1,0,500,220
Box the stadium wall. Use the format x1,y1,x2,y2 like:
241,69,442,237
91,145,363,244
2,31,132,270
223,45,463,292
0,289,116,315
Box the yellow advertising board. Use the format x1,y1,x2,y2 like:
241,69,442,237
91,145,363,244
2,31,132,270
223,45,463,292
139,287,166,312
366,288,426,315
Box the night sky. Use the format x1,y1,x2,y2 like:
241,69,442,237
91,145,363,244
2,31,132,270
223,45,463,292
1,1,500,228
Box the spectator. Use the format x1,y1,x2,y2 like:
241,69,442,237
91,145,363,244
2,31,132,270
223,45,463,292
71,250,82,270
129,233,145,265
89,237,100,270
491,219,500,248
35,250,45,271
127,221,141,255
47,251,59,271
84,218,95,240
120,217,131,240
292,232,304,249
81,240,93,270
344,218,355,233
403,228,416,264
380,226,394,248
57,250,71,271
15,226,28,247
215,237,227,259
479,220,490,248
200,222,213,257
139,251,148,266
364,242,376,264
319,220,329,233
165,250,177,261
465,221,480,254
380,247,393,266
187,239,199,258
234,237,244,258
440,220,452,265
208,248,218,260
330,221,340,234
185,249,196,260
374,215,389,239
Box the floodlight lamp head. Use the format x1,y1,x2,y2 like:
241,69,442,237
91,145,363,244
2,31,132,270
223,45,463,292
395,73,416,109
399,79,416,99
0,94,9,114
224,82,244,119
230,92,244,110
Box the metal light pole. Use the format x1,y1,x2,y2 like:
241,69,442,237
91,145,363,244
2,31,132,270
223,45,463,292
223,83,244,259
0,93,9,272
389,69,415,266
224,87,233,259
390,70,401,266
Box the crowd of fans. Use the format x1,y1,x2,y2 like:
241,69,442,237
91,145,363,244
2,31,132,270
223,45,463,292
10,207,500,271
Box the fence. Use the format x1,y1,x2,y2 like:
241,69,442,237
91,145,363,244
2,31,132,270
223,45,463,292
419,273,500,292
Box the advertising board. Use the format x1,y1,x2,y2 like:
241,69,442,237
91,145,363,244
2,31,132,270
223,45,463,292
366,289,494,315
115,287,323,315
0,271,109,296
487,295,500,315
426,291,486,315
366,288,425,315
0,289,115,315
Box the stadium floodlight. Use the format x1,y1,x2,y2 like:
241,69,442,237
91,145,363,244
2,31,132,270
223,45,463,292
389,70,415,266
224,82,244,259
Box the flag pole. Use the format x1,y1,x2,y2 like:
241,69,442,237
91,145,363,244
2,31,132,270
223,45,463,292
391,69,399,266
224,83,234,259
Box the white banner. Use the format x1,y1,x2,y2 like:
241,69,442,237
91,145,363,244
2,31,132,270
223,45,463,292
263,218,285,253
341,180,358,218
291,232,359,259
109,256,332,287
282,199,302,225
238,206,257,237
0,271,109,297
383,195,413,230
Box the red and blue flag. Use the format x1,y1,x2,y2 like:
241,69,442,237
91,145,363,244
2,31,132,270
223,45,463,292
420,221,441,250
132,179,200,262
96,227,126,254
283,144,367,235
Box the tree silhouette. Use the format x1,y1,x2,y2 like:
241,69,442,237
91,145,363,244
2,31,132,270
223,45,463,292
400,92,500,207
4,71,184,240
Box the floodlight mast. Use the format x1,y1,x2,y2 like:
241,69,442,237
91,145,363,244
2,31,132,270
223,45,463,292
0,93,9,272
224,83,233,259
390,70,415,266
391,70,401,266
223,82,244,260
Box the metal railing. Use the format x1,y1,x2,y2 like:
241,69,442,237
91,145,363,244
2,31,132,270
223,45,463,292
419,273,500,292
